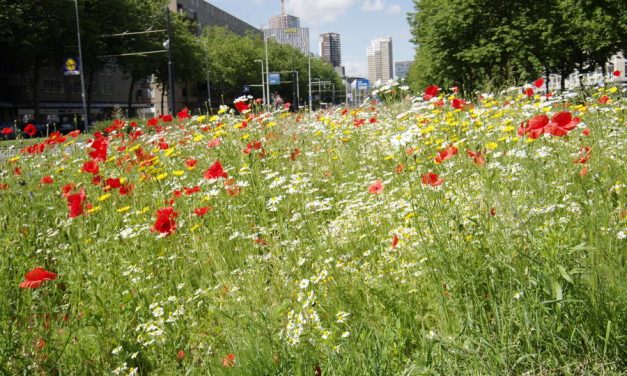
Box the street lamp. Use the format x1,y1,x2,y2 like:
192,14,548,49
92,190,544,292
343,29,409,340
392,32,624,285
308,55,312,116
165,6,176,114
72,0,88,133
254,59,265,105
264,32,276,111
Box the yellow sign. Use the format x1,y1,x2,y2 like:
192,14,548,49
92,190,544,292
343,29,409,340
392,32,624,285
64,58,80,76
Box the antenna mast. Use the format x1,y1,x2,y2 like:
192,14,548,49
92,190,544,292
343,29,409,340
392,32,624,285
281,0,286,15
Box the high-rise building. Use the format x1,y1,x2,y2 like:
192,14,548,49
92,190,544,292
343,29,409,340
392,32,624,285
395,61,412,80
367,37,393,84
320,33,342,68
263,0,310,55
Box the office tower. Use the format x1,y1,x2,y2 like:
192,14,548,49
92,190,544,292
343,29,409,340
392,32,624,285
367,37,393,83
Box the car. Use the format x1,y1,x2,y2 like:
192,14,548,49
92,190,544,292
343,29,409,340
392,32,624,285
58,116,77,135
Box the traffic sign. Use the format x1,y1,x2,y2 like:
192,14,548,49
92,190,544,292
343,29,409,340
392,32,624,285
356,79,369,90
243,85,250,93
64,58,80,76
268,73,281,85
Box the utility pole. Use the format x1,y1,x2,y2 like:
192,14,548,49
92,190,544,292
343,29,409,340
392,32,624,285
72,0,88,133
166,7,176,114
254,59,265,105
308,55,312,115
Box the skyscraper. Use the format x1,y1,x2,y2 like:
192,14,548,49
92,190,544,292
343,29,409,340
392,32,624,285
320,33,342,68
263,0,310,55
367,37,393,84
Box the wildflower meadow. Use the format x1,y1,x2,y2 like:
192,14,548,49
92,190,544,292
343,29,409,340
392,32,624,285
1,83,625,375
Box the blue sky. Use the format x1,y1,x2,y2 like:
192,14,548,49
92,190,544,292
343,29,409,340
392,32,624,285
207,0,416,77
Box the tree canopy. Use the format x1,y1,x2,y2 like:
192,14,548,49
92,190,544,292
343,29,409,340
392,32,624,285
407,0,626,96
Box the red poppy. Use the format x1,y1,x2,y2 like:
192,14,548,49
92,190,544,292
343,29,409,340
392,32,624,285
222,353,236,367
19,267,57,289
66,189,86,218
88,134,109,161
582,128,590,136
613,70,621,77
159,141,169,150
533,78,544,88
184,186,201,195
545,111,580,136
395,163,404,174
185,159,198,169
235,100,250,113
434,145,458,164
598,95,609,104
177,107,191,120
466,150,486,166
523,88,534,98
574,146,591,164
243,140,263,155
0,183,8,190
423,85,439,100
518,114,549,139
61,183,75,197
41,176,54,184
173,190,183,198
353,118,366,127
13,167,21,176
162,114,173,122
24,123,37,137
194,207,211,216
204,161,228,180
82,160,100,175
119,183,134,196
391,234,399,249
421,173,444,187
1,127,13,135
147,117,159,127
451,98,466,110
177,350,186,362
152,206,178,236
105,178,122,189
368,179,384,194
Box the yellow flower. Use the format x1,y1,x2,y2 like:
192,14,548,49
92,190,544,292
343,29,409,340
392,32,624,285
8,156,20,162
173,170,185,176
156,173,168,180
486,142,498,150
193,133,204,142
116,206,131,213
98,194,111,202
87,206,101,214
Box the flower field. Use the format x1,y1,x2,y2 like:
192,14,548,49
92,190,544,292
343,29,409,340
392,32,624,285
1,85,626,375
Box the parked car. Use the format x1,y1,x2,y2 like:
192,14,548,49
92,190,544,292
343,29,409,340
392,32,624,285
58,117,77,135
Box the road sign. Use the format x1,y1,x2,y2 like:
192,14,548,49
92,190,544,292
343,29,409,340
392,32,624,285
356,79,369,90
243,85,250,93
268,73,281,85
64,58,80,76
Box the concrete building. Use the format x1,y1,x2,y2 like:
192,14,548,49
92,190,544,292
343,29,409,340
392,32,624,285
263,0,310,55
395,61,412,80
0,1,260,123
320,33,342,68
367,37,393,84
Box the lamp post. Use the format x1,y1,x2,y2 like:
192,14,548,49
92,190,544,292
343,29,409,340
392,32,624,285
72,0,88,133
308,55,312,115
165,6,176,114
254,59,265,105
264,33,276,111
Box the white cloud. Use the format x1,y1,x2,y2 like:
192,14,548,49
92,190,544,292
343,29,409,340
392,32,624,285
362,0,385,11
386,4,401,14
285,0,357,25
344,60,368,77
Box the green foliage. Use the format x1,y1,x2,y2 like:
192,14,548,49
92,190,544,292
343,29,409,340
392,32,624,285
408,0,627,95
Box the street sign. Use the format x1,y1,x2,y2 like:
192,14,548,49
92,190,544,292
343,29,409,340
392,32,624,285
243,85,250,93
356,79,369,90
64,58,80,76
268,73,281,85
